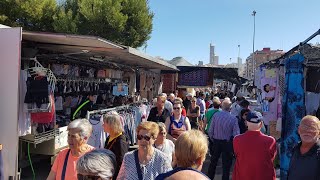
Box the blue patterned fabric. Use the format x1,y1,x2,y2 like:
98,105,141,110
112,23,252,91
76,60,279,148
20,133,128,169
280,53,306,179
117,149,172,180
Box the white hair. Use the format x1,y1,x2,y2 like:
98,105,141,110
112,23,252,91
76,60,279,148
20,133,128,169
68,119,92,139
77,149,116,179
247,121,262,131
160,93,167,98
169,93,175,97
221,100,232,111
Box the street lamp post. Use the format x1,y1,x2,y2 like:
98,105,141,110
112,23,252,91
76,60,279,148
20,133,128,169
252,10,256,80
238,45,241,75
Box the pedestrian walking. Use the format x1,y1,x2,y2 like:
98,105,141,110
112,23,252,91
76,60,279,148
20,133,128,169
232,111,277,180
47,119,95,180
155,130,210,180
187,97,200,129
77,149,116,180
207,99,240,180
117,121,172,180
103,113,129,179
165,99,191,143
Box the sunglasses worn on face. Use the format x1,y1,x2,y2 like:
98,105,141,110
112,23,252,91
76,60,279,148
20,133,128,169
159,132,166,135
173,107,181,110
77,174,101,180
137,134,152,141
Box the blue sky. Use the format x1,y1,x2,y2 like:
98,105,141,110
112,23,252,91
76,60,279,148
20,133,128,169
146,0,320,65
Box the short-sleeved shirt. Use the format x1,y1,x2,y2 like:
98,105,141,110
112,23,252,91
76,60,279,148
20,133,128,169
204,108,220,133
154,139,175,162
51,146,94,180
287,141,320,180
147,107,171,123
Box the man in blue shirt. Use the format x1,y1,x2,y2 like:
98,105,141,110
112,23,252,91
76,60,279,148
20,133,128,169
208,99,240,180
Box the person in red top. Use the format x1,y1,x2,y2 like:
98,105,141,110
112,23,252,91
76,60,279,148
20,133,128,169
232,111,277,180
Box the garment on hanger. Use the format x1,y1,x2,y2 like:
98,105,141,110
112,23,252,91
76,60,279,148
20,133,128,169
19,70,31,136
24,75,49,109
55,96,63,111
87,116,106,149
30,94,55,124
305,92,320,115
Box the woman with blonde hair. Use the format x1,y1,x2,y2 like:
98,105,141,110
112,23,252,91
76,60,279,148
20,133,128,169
117,121,172,180
103,113,129,180
156,130,209,179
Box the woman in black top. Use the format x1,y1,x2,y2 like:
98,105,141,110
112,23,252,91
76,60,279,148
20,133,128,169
238,109,250,134
103,113,129,180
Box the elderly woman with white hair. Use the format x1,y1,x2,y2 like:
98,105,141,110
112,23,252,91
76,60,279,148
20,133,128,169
47,119,95,180
77,149,117,180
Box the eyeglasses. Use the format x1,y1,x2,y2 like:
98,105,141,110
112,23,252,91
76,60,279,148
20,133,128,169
192,101,196,102
173,107,181,110
77,174,101,180
137,134,152,141
159,132,166,135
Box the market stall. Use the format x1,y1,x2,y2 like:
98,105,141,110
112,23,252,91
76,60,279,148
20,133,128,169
256,29,320,179
0,28,178,179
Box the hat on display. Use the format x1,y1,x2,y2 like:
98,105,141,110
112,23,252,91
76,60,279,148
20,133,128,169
246,111,263,123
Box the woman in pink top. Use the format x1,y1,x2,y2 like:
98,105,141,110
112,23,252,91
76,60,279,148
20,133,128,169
47,119,94,180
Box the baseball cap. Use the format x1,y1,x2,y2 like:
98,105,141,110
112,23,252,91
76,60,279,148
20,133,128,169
246,111,263,123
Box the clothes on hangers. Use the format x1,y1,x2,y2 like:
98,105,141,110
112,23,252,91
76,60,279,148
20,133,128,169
24,75,49,109
87,115,106,148
19,70,31,136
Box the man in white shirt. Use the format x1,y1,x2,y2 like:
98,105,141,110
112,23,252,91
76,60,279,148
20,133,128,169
230,96,245,117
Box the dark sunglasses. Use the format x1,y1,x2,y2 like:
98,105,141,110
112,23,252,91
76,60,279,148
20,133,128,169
137,134,152,141
77,174,101,180
192,101,196,102
173,107,181,110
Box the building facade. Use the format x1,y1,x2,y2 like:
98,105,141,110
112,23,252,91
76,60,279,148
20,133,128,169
210,43,219,65
244,48,284,79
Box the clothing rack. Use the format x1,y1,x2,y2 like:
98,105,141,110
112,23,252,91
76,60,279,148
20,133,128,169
57,77,113,84
86,100,149,120
22,57,57,93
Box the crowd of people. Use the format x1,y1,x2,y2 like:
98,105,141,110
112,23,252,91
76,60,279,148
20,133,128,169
47,91,320,180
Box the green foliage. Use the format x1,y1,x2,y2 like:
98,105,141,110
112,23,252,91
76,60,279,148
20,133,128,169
0,0,57,31
0,0,153,47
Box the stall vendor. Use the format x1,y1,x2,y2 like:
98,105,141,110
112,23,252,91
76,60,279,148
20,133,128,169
72,92,95,120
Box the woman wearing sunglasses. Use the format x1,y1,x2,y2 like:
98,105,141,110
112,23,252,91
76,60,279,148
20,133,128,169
117,121,172,180
77,149,117,180
165,99,191,143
